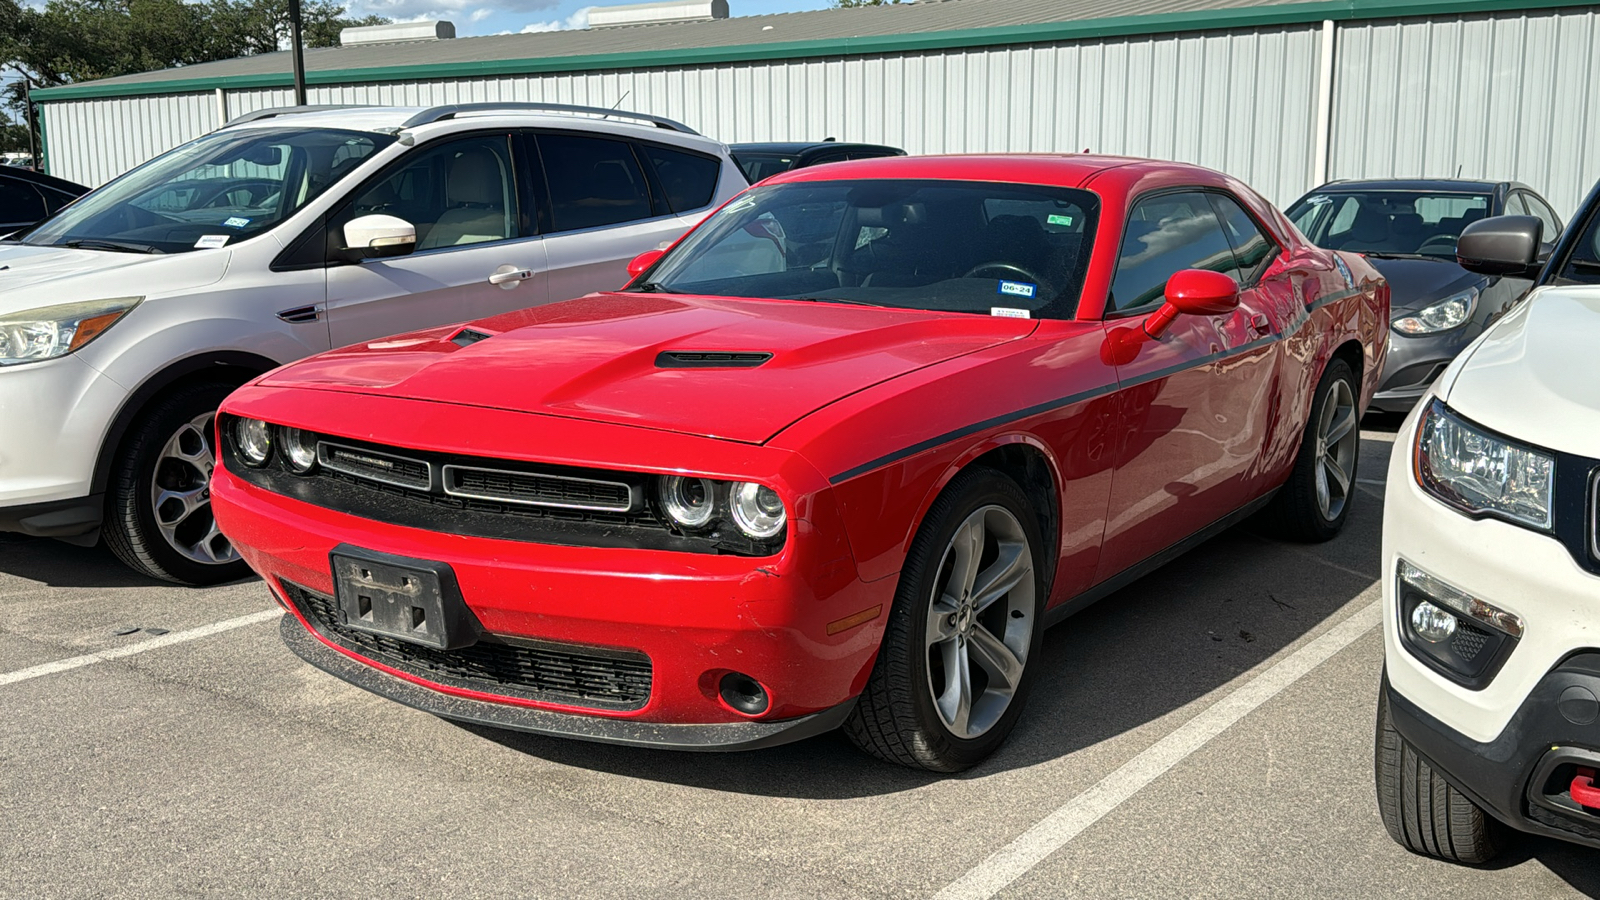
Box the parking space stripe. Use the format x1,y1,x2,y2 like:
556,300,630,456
0,609,281,687
931,597,1382,900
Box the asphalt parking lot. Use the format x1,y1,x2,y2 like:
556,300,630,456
2,424,1596,900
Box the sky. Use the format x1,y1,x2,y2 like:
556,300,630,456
350,0,837,39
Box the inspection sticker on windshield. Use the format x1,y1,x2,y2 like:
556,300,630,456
998,280,1037,299
222,216,251,228
991,307,1031,319
1047,214,1074,226
194,234,230,249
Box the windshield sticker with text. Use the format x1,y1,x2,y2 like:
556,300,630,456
194,235,230,249
991,307,1031,319
222,216,251,228
998,280,1037,299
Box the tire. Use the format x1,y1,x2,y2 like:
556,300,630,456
104,380,250,586
845,467,1046,772
1264,357,1359,542
1375,678,1508,864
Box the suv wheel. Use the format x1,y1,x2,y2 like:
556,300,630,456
104,381,249,585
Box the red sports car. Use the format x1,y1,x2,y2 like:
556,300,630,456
212,155,1387,771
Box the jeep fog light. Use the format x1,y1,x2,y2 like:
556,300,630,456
1410,601,1457,643
1397,559,1521,689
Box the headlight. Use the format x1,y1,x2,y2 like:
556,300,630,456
1415,400,1553,529
235,418,273,467
0,297,142,366
659,476,716,528
1393,288,1476,335
730,481,787,540
280,427,318,473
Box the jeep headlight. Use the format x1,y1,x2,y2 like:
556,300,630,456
0,297,142,366
1415,399,1554,530
1393,288,1476,335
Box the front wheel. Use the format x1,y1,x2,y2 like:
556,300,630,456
104,381,250,585
845,467,1046,772
1265,357,1359,542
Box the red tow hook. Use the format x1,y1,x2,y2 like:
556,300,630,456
1572,768,1600,810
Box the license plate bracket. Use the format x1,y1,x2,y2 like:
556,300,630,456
330,545,481,651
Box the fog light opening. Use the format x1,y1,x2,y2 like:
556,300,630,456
1410,600,1458,644
719,672,770,716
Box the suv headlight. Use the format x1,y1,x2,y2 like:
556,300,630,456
1393,287,1476,335
1415,399,1554,529
0,297,142,366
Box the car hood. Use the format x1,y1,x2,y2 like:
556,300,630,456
1361,257,1483,314
1443,286,1600,457
261,292,1038,444
0,242,230,312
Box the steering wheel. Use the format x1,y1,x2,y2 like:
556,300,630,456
1416,235,1457,254
963,261,1043,284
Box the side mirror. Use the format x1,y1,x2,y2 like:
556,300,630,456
1457,215,1542,277
627,248,666,281
343,214,416,260
1144,269,1241,339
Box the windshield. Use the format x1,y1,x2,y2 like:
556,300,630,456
640,179,1100,319
21,127,393,254
1552,203,1600,286
1286,190,1491,258
731,153,798,184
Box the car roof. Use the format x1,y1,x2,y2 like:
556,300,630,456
0,166,89,195
224,105,722,148
763,153,1224,190
1312,178,1507,193
730,142,901,155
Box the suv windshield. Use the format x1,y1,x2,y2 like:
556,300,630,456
640,179,1100,318
1286,190,1491,259
21,127,393,254
1553,203,1600,286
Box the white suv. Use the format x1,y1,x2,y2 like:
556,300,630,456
0,103,747,584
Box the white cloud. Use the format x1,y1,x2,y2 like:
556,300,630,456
521,6,593,32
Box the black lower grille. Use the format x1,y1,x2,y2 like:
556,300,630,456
1452,620,1490,662
282,580,652,711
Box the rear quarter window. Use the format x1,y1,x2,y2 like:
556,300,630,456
640,144,720,214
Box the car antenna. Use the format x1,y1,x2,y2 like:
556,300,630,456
606,91,631,118
1456,163,1463,177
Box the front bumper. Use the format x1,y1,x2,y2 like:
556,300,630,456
1370,326,1479,413
0,355,127,520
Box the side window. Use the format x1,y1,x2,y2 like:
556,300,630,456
639,143,720,214
1326,197,1360,240
1504,193,1528,217
1524,194,1562,245
347,134,517,251
538,134,653,232
1109,191,1239,314
0,178,47,223
1208,193,1278,286
43,187,78,214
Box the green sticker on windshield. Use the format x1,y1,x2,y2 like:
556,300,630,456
1047,214,1074,226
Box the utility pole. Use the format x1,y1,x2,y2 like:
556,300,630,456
22,75,39,171
288,0,308,106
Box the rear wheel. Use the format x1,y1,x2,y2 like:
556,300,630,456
104,381,249,585
1265,357,1359,542
845,467,1046,772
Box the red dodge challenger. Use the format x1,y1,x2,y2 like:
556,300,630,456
211,155,1387,771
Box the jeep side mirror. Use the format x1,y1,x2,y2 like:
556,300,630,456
1457,215,1542,278
343,214,417,260
1144,269,1241,339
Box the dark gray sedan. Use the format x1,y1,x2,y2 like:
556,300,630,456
1285,178,1560,413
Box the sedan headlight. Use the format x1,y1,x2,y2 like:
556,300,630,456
0,297,142,366
1415,399,1554,529
1393,288,1476,335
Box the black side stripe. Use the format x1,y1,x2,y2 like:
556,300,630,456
825,286,1365,485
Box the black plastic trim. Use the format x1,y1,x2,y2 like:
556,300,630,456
0,493,105,539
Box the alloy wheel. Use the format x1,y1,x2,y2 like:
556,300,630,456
924,505,1035,739
1314,378,1359,522
149,412,238,566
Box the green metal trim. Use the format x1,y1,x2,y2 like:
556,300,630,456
31,0,1599,102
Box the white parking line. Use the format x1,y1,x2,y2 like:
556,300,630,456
932,596,1382,900
0,609,281,688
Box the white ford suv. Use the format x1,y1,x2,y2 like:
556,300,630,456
0,103,746,584
1376,187,1600,862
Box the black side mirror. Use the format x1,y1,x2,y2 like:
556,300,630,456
1457,215,1543,278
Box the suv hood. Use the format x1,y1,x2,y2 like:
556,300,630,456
0,243,230,312
1444,286,1600,457
262,293,1037,443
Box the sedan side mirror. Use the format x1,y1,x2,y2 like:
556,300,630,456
1144,269,1241,339
1457,215,1542,278
343,214,417,260
627,248,666,281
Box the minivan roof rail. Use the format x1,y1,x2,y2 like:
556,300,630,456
399,102,698,134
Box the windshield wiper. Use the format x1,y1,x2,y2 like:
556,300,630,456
1568,259,1600,271
61,238,163,254
628,281,681,294
786,296,888,308
1360,251,1441,261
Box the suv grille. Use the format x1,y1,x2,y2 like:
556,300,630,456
282,580,652,710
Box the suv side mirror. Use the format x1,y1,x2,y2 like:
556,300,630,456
627,248,666,281
1457,215,1542,278
343,214,417,260
1144,269,1241,339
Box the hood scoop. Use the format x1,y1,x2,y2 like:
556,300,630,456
451,327,494,347
655,350,773,369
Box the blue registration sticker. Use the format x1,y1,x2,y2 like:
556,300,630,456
223,216,251,228
997,280,1037,299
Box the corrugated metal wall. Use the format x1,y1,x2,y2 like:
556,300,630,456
1330,6,1600,217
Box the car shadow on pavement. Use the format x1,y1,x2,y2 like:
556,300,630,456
1482,839,1600,897
0,534,170,589
460,435,1396,801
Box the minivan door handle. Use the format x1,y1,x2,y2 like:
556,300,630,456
488,265,536,287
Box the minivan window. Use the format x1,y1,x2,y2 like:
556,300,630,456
538,134,653,232
640,144,720,214
22,127,391,254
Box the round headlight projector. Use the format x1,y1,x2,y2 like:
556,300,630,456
1411,600,1458,644
731,481,786,540
235,418,272,467
659,476,716,528
280,427,318,473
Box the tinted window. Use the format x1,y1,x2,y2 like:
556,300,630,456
1208,193,1277,286
1284,190,1490,258
641,144,719,213
733,153,797,183
1522,193,1562,245
1504,193,1528,216
1556,206,1600,286
1110,192,1238,313
42,187,78,213
0,178,46,224
539,134,653,232
348,134,517,251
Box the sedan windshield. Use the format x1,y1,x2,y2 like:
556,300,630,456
1286,190,1491,259
21,127,393,254
641,179,1100,318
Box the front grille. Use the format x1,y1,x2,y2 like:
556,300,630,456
443,464,634,512
319,442,432,490
283,580,652,710
1452,620,1491,662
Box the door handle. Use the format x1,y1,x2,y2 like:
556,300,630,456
488,265,536,287
1249,312,1272,336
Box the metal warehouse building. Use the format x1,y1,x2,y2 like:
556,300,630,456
31,0,1600,213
